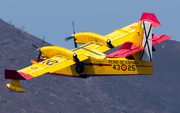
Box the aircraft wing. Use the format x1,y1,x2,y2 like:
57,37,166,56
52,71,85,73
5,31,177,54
106,42,145,58
104,13,161,47
71,13,161,54
106,34,172,58
152,34,172,45
5,54,89,80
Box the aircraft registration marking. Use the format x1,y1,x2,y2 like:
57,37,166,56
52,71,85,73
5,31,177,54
108,60,138,65
112,64,135,71
109,60,137,71
121,64,127,71
41,59,59,66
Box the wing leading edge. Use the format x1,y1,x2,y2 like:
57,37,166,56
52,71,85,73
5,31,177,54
105,12,161,48
106,34,171,59
106,42,145,58
106,19,171,59
5,56,75,80
71,12,161,52
5,54,89,80
5,54,89,92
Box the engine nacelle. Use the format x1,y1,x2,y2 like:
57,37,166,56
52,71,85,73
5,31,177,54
74,32,109,46
40,46,74,59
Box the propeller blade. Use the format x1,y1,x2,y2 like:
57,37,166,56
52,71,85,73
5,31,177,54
65,36,74,41
72,21,77,48
31,43,39,49
41,36,45,47
65,21,77,48
32,36,45,49
74,38,77,48
37,52,42,63
72,21,75,34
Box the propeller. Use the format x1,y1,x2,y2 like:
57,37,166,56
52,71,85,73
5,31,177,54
31,43,39,49
65,21,77,48
31,36,45,62
41,36,45,47
31,36,45,49
37,48,42,62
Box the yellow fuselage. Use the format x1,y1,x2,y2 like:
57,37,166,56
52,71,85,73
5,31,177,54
32,41,152,78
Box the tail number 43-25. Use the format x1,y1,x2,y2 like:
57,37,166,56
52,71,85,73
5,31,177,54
113,64,135,71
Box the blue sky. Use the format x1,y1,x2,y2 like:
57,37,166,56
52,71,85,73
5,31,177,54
0,0,179,49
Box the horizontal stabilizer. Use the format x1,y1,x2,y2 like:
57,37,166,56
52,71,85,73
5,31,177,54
106,42,145,58
152,35,172,45
140,12,161,28
5,69,34,80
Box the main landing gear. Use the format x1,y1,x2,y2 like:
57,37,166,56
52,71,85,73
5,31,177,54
73,53,84,73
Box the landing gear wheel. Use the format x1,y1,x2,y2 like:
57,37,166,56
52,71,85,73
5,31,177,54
75,65,84,73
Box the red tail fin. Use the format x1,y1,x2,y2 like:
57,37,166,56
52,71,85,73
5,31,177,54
140,12,161,28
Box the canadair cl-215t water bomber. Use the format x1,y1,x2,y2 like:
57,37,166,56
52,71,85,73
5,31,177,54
5,12,172,92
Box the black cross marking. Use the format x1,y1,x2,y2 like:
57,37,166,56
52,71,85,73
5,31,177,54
140,21,152,61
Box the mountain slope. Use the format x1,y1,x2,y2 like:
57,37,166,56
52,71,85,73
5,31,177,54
0,18,179,113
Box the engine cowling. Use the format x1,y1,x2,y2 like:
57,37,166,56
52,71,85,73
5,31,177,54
74,32,108,46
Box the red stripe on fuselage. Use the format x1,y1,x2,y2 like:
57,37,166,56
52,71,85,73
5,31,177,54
136,65,152,67
83,63,111,66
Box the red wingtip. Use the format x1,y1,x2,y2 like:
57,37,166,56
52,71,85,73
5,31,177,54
152,35,172,45
5,69,34,80
140,12,161,28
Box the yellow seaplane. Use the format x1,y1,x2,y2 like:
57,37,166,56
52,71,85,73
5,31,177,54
5,12,171,92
